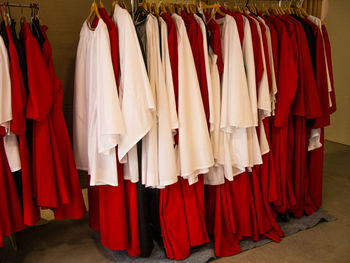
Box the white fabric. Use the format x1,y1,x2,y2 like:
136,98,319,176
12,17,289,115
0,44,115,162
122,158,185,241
113,5,155,182
253,17,272,155
242,16,258,127
194,14,224,185
308,128,322,151
3,133,21,172
217,15,254,131
74,19,125,186
172,14,214,184
204,47,225,185
257,17,276,116
194,14,215,129
0,35,12,131
241,16,262,167
215,15,262,181
140,15,178,188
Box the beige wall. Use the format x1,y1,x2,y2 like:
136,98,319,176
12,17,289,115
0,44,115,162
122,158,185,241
325,1,350,145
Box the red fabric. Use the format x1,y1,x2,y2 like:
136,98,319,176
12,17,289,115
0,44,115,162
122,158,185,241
268,16,298,213
205,14,224,75
304,19,330,128
305,25,336,209
180,176,209,246
161,13,179,108
267,16,298,128
160,182,190,260
39,25,86,220
6,26,40,226
307,128,324,208
0,134,25,243
263,18,279,79
322,25,336,114
21,23,65,208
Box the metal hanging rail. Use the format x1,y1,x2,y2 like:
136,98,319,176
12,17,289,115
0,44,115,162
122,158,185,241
3,3,38,9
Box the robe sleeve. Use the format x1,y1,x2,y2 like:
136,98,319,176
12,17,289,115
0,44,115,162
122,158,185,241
113,6,155,163
22,24,53,122
0,35,12,130
272,21,298,128
219,16,254,130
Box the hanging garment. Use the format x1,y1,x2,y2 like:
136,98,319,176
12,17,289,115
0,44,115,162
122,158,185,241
172,13,214,183
0,127,24,245
21,22,62,208
159,14,191,260
87,7,140,256
113,4,155,183
136,14,178,189
171,12,211,247
266,16,298,214
5,25,40,226
74,19,125,187
40,25,86,220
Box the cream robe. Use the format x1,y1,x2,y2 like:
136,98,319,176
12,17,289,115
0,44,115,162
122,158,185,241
112,5,155,182
140,15,178,188
172,14,214,185
74,20,125,186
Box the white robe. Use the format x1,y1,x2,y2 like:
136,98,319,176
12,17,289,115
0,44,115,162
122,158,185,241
0,35,12,131
112,5,155,182
216,15,260,180
252,16,272,156
73,19,125,186
140,15,178,188
172,14,214,185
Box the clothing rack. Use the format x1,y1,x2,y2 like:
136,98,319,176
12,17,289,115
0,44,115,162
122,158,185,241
3,3,39,9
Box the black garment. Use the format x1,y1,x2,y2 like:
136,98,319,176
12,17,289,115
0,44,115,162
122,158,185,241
12,19,28,89
291,15,316,75
196,12,211,53
134,20,163,257
30,19,45,49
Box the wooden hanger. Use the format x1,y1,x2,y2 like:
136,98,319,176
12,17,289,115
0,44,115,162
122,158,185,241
160,2,167,15
99,0,104,8
190,4,197,14
86,1,101,30
185,3,191,14
0,5,7,27
151,2,159,17
206,5,226,24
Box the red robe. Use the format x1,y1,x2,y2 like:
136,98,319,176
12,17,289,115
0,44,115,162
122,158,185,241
267,15,298,214
6,25,40,226
304,20,333,208
0,127,24,246
21,23,68,208
39,25,86,220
